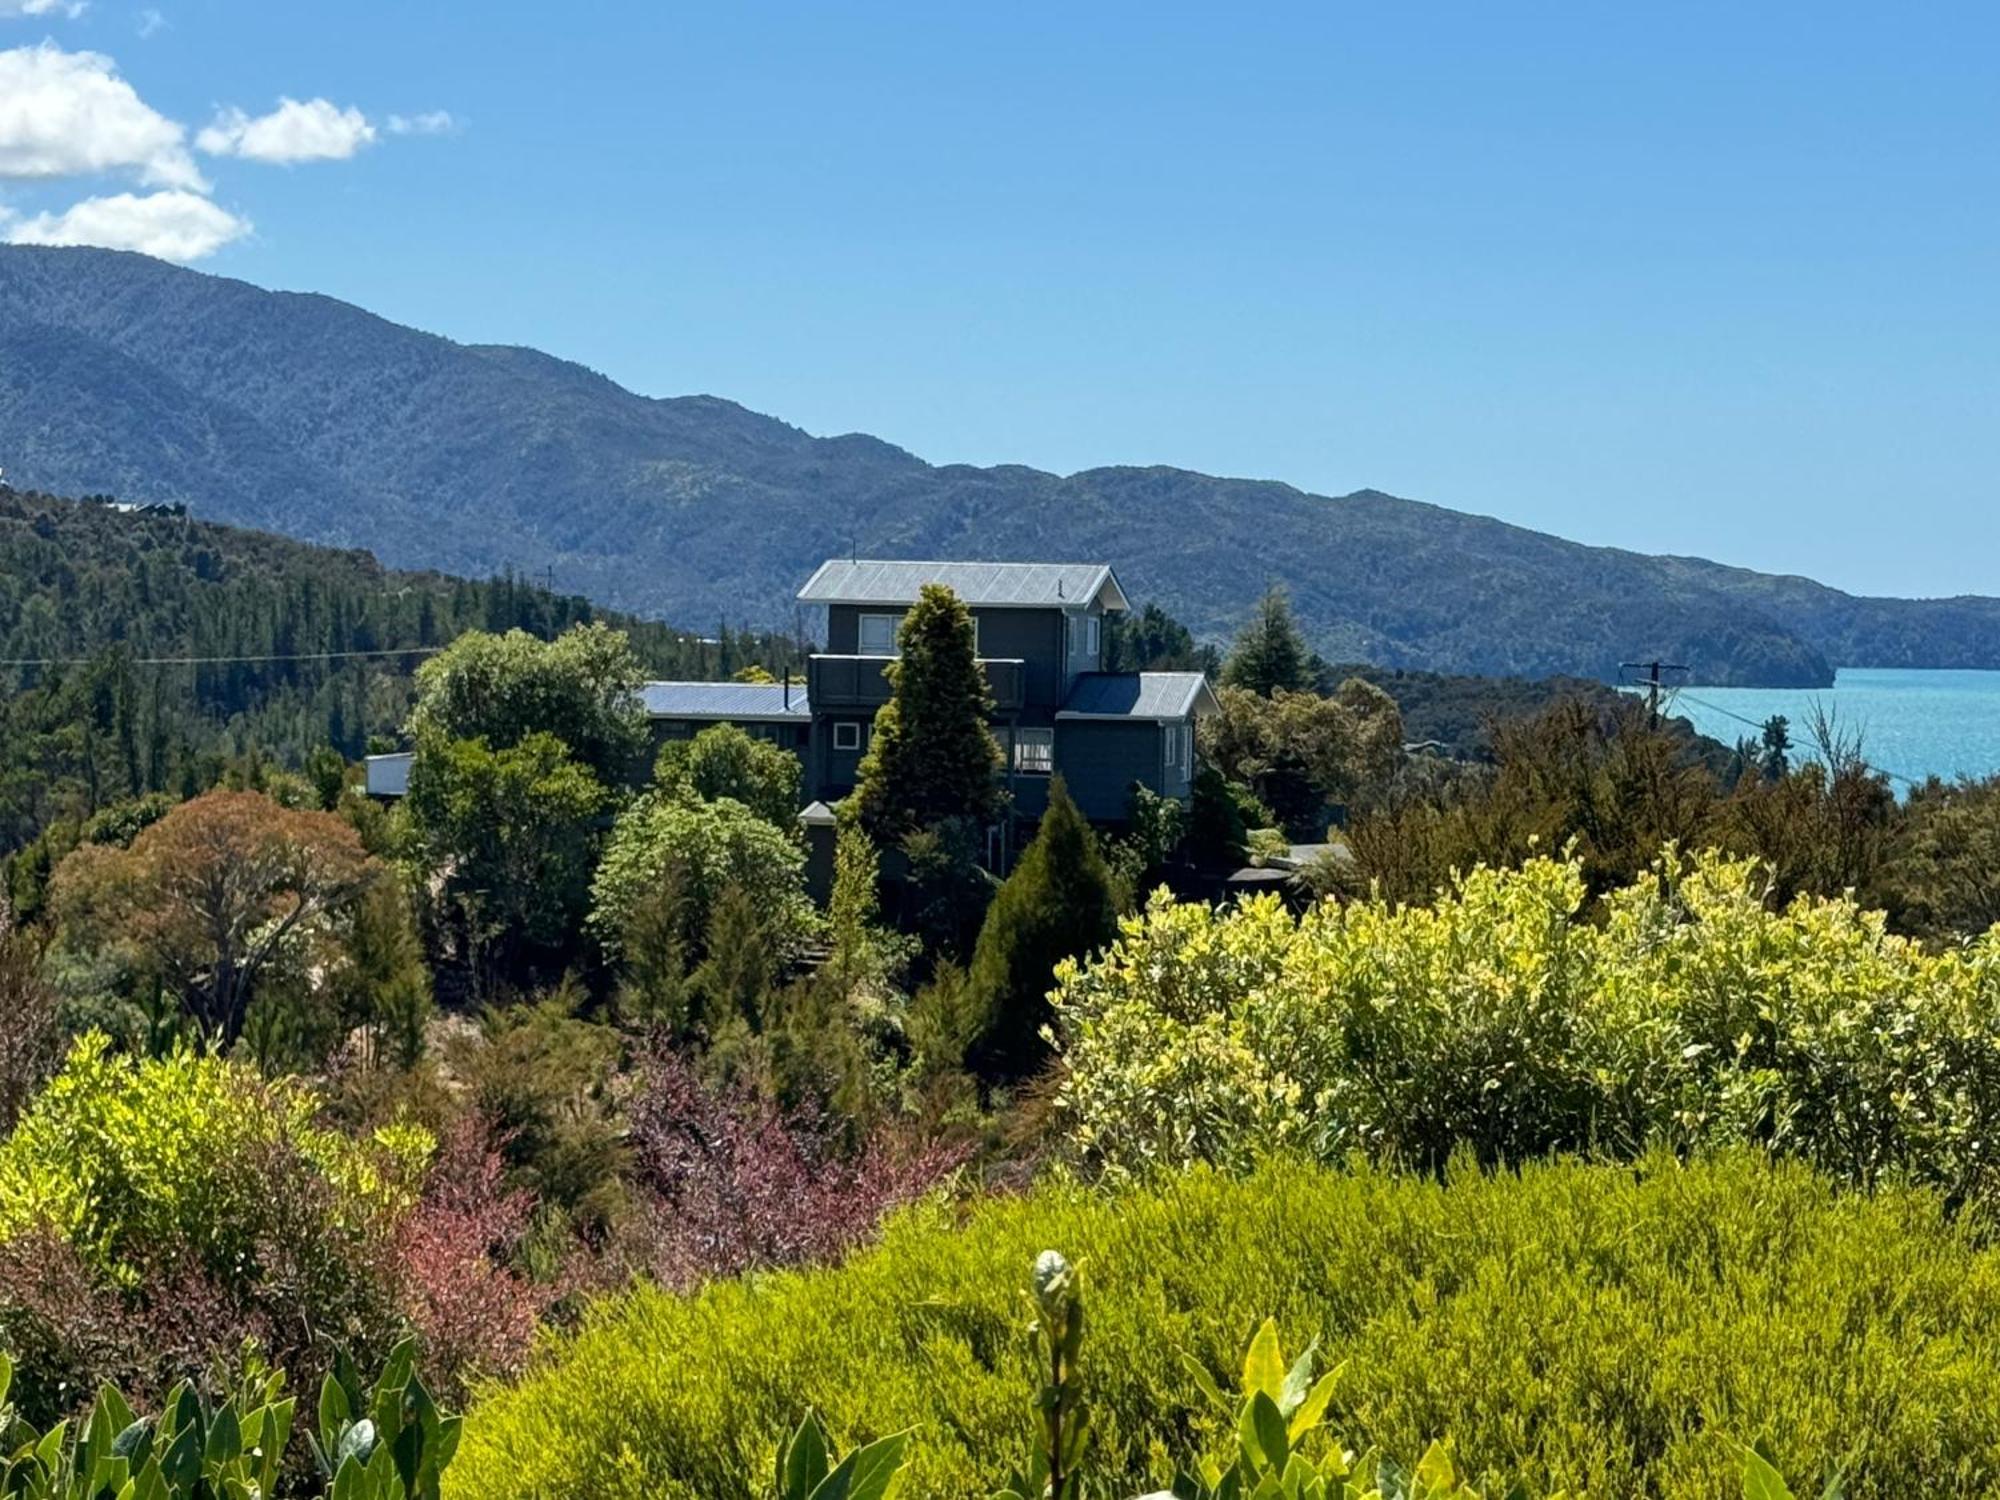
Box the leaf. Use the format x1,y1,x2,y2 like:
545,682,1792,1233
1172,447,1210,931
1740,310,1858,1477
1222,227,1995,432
1182,1352,1232,1416
1412,1440,1458,1492
1242,1320,1287,1404
1278,1339,1320,1420
318,1375,351,1459
205,1400,241,1466
808,1450,858,1500
1249,1391,1291,1474
1741,1445,1796,1500
843,1431,909,1500
1288,1367,1344,1444
337,1417,378,1468
782,1412,831,1498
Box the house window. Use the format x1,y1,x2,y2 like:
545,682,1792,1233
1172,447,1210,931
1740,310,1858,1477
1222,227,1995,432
1086,614,1100,658
1165,721,1189,771
833,721,862,752
857,613,899,657
1014,727,1054,775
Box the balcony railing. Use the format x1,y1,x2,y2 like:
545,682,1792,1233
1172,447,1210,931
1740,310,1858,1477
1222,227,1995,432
808,654,1025,714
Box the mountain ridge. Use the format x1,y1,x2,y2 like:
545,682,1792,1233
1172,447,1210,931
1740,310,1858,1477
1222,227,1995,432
3,244,1996,687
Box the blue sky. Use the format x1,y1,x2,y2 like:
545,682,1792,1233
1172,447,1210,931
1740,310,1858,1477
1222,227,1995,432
2,3,1996,598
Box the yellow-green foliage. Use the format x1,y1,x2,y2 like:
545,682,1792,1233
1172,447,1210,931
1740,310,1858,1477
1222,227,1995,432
450,1153,2000,1498
1054,849,2000,1188
0,1033,430,1284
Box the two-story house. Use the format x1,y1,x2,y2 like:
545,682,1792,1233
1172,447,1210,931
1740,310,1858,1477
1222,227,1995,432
650,558,1216,824
370,558,1217,838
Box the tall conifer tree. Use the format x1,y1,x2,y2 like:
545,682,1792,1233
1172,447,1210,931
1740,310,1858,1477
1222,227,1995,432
965,777,1117,1085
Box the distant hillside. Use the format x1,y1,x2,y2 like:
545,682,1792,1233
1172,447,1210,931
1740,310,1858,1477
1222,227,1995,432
4,246,1998,687
0,486,798,852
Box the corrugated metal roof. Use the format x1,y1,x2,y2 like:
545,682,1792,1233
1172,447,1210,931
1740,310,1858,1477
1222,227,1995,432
639,681,811,721
797,559,1129,611
1057,672,1218,721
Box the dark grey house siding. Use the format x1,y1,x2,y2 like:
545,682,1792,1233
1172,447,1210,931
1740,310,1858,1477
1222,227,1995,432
1056,720,1163,822
813,713,876,799
977,608,1064,715
827,604,1066,717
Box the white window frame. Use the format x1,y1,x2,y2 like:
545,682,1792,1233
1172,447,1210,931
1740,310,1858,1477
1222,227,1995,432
1086,614,1100,659
857,612,900,657
833,721,862,752
1165,720,1190,771
1014,727,1055,775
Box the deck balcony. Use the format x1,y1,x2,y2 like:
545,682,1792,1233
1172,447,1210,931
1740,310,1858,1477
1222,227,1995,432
807,654,1025,714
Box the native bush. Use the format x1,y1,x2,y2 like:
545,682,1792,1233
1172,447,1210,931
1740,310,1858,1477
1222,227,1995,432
0,1038,431,1422
447,1153,2000,1498
621,1051,968,1290
1053,848,2000,1193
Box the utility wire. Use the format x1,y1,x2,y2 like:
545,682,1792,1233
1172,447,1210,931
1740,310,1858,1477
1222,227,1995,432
0,645,447,668
1673,689,1927,790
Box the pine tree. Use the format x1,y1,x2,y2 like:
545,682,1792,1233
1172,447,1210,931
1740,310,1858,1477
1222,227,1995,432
1221,584,1314,697
853,585,1003,842
964,777,1118,1085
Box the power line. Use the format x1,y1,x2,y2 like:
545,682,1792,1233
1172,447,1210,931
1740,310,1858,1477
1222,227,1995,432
0,645,447,668
1673,689,1927,790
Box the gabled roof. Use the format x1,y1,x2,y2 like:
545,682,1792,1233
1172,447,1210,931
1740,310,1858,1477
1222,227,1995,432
797,559,1129,613
1057,672,1219,722
639,681,811,723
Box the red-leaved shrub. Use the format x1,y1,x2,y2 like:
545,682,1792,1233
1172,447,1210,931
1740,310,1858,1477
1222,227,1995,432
626,1051,969,1289
394,1117,554,1398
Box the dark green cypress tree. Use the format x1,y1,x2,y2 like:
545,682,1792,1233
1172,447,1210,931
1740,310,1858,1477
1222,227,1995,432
853,584,1003,843
964,777,1118,1085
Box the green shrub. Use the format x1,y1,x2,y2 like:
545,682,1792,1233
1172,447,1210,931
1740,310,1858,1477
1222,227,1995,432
1053,848,2000,1193
0,1036,429,1286
449,1153,2000,1497
0,1038,431,1420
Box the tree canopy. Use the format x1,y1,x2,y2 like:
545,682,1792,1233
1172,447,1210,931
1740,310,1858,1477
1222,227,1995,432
1220,585,1316,697
654,723,801,830
47,789,379,1042
408,623,650,786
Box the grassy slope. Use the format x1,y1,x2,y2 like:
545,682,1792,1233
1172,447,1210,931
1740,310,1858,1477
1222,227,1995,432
451,1154,2000,1498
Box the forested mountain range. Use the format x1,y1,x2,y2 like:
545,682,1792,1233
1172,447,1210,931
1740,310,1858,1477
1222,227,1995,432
0,485,798,853
3,245,1998,687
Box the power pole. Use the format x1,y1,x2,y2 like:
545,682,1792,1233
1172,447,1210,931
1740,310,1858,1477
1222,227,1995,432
1620,659,1688,729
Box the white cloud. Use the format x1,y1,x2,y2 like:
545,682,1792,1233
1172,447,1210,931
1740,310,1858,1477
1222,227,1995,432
136,7,164,38
0,43,203,189
0,2,90,18
387,110,455,137
197,97,375,164
4,188,248,261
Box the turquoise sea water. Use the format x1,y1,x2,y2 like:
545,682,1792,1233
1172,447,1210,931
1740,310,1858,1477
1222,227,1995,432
1662,668,2000,788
